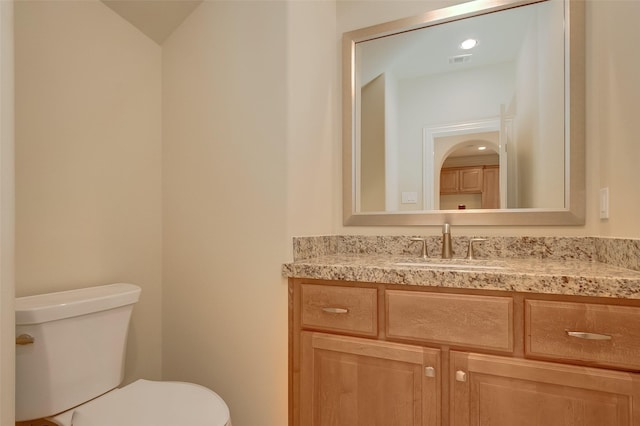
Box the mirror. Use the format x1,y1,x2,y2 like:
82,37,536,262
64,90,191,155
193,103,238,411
343,0,585,226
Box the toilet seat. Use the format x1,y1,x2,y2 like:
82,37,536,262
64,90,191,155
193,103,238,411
50,379,230,426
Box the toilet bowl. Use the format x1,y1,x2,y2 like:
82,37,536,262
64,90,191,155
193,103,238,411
15,283,231,426
49,380,231,426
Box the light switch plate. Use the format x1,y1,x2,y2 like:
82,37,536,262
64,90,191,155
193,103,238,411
599,187,609,219
401,192,418,204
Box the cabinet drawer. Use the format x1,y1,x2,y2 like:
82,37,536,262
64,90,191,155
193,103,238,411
526,300,640,370
300,284,377,337
386,290,513,352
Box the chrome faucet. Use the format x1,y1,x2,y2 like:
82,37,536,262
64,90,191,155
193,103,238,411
441,223,452,259
410,237,428,259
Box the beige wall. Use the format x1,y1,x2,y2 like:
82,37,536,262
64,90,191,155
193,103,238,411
361,74,386,211
587,0,640,239
287,0,337,239
161,2,289,426
14,0,163,383
1,1,14,423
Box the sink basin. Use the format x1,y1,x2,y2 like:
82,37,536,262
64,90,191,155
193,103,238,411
393,261,506,271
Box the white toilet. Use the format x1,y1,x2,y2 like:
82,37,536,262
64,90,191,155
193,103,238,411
15,283,231,426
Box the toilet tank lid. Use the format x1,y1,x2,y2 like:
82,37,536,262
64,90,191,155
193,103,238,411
16,283,141,325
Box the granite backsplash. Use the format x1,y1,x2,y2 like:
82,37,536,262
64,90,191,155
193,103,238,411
292,235,639,272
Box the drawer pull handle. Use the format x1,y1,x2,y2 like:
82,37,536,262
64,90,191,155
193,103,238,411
455,370,467,382
424,366,436,378
566,331,612,341
322,307,349,314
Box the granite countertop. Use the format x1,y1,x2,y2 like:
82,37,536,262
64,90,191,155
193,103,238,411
282,254,640,300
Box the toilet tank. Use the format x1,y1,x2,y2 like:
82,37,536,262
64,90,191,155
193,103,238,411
15,283,141,422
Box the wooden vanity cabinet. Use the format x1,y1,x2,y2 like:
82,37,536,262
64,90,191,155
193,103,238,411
289,279,640,426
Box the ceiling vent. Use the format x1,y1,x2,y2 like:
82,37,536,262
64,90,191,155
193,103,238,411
448,54,472,65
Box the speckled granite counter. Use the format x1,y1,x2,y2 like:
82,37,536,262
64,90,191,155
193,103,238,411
282,236,640,300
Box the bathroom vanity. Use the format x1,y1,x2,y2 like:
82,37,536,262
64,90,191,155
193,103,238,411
284,239,640,426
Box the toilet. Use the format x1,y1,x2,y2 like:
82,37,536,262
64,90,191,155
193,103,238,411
15,283,231,426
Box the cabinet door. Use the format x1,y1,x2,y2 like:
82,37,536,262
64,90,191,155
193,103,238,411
481,166,499,209
300,331,440,426
440,169,459,194
450,351,640,426
458,167,483,193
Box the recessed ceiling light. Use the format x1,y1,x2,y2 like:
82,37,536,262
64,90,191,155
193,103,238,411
478,146,487,151
460,38,478,50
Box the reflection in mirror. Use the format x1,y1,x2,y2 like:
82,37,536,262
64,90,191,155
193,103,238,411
343,0,585,226
438,133,500,210
358,0,563,212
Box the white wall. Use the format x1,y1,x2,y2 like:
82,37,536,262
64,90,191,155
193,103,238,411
161,2,291,425
513,13,540,209
531,0,564,208
14,0,163,384
397,62,514,210
513,1,564,209
385,70,400,211
0,1,14,423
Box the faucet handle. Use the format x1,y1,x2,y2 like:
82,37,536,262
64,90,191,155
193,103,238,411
409,238,428,259
466,238,487,260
